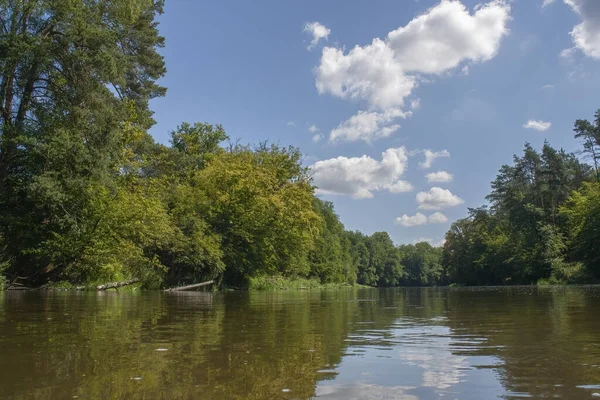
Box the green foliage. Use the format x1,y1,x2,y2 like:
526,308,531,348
190,145,321,287
247,275,352,291
349,231,405,287
573,111,600,177
443,133,597,286
560,182,600,278
0,0,166,285
399,242,443,286
308,199,355,284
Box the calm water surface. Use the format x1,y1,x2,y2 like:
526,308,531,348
1,286,600,399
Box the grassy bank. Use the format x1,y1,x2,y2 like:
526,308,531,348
248,275,357,291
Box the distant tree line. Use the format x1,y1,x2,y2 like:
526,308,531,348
0,0,598,289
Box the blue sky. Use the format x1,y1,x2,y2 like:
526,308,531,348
149,0,600,246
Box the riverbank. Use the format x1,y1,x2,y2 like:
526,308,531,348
247,275,360,291
0,275,361,292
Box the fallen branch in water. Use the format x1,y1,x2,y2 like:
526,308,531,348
5,284,30,291
164,280,214,292
96,278,140,291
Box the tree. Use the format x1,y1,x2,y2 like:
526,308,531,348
573,110,600,178
191,145,321,287
0,0,166,284
366,232,404,287
399,242,443,286
347,231,374,286
308,199,355,284
561,182,600,278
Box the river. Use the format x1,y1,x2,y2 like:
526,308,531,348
1,286,599,399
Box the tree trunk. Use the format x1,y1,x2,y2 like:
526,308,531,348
164,280,214,292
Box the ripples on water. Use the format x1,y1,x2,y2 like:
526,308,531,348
1,286,600,399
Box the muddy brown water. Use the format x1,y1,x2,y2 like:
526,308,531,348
1,286,600,399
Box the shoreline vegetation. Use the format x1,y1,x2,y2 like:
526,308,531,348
1,2,599,293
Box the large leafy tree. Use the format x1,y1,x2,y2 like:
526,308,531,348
191,145,322,287
0,0,166,283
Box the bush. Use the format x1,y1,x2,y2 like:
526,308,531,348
538,260,587,285
248,275,352,291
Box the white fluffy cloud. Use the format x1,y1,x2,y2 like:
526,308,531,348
542,0,556,7
387,180,414,193
310,147,413,199
304,22,331,50
426,171,454,183
428,212,449,224
523,120,552,131
417,187,464,210
564,0,600,59
397,213,428,227
329,108,411,143
308,124,319,133
420,149,450,169
396,212,448,227
315,0,511,109
312,134,323,143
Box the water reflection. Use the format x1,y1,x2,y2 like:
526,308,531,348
0,287,599,399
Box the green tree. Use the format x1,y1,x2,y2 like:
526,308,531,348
399,242,443,286
561,182,600,278
308,199,355,284
191,145,321,287
573,110,600,178
366,232,404,287
0,0,166,284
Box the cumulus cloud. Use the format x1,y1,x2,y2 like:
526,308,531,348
523,120,552,131
308,124,319,133
426,171,454,183
310,147,412,199
397,213,428,227
315,0,511,109
329,108,411,143
304,22,331,50
542,0,556,7
419,149,450,169
286,121,296,127
564,0,600,59
312,134,323,143
417,187,464,210
428,212,449,224
387,180,414,193
396,212,448,227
